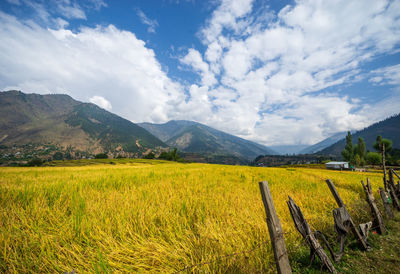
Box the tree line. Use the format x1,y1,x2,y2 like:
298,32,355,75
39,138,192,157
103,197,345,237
341,132,395,166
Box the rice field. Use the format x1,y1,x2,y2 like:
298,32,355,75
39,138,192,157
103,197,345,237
0,160,384,272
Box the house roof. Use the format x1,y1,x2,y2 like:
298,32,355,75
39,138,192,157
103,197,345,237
325,161,349,165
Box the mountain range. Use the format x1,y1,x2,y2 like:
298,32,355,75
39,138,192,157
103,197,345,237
318,114,400,156
1,90,398,163
138,120,276,161
0,90,275,162
299,131,350,154
0,90,164,157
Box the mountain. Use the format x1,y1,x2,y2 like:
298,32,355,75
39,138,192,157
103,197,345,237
0,90,165,157
299,131,350,154
319,114,400,156
269,145,309,155
138,120,276,161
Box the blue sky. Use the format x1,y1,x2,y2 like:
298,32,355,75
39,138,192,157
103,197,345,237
0,0,399,146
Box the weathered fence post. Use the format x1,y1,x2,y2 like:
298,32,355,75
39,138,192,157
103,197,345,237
393,169,400,180
287,196,336,273
388,170,400,211
259,181,292,274
361,179,386,234
389,169,395,189
392,170,400,197
382,143,387,191
379,187,394,219
326,179,369,250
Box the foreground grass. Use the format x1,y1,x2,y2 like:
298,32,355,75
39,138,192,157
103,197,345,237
0,160,393,272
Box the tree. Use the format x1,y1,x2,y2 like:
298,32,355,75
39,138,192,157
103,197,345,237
373,135,392,154
355,137,366,158
95,153,108,159
53,152,63,160
354,154,361,167
354,137,366,166
143,152,155,159
366,152,382,165
65,152,73,160
341,131,354,164
158,148,181,161
170,148,180,161
27,158,43,166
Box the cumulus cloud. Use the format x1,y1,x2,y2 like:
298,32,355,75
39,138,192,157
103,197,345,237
179,0,400,145
89,95,112,110
180,48,217,86
1,0,400,147
0,11,184,123
200,0,254,44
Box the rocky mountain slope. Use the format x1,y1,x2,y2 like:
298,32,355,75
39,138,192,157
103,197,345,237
139,120,276,161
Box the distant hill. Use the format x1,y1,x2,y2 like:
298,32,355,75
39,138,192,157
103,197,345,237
138,120,276,161
319,114,400,156
299,131,350,154
269,145,309,155
0,90,165,156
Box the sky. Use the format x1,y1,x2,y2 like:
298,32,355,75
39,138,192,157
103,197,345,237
0,0,399,146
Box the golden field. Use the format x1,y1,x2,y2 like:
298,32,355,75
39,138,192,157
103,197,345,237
0,160,384,272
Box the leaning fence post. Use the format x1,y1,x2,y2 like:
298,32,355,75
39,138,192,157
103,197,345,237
326,179,369,250
361,179,386,234
379,187,394,219
287,196,336,273
382,143,387,191
259,181,292,274
392,169,400,180
388,170,400,211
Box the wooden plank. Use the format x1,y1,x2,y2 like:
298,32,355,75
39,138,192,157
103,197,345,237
287,196,336,273
388,170,400,210
382,144,387,191
326,179,345,207
361,179,386,234
389,169,395,188
259,181,292,274
393,169,400,180
379,187,393,219
391,170,400,197
388,184,400,211
326,180,369,250
333,207,350,260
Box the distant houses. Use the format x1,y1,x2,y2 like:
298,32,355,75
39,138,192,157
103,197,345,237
325,161,349,170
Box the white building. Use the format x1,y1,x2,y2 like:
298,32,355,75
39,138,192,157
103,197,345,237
325,161,349,170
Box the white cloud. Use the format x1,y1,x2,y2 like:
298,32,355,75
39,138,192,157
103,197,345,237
56,1,86,20
136,9,158,33
89,95,112,110
11,0,108,25
177,0,400,145
201,0,254,44
1,0,400,147
357,90,400,122
6,0,21,5
0,11,184,124
24,0,51,22
369,64,400,86
180,49,217,86
88,0,107,10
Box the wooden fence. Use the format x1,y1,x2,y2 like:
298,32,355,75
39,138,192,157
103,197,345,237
259,168,400,273
173,167,400,273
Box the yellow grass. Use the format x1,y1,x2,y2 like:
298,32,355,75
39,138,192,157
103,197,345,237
0,160,383,272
